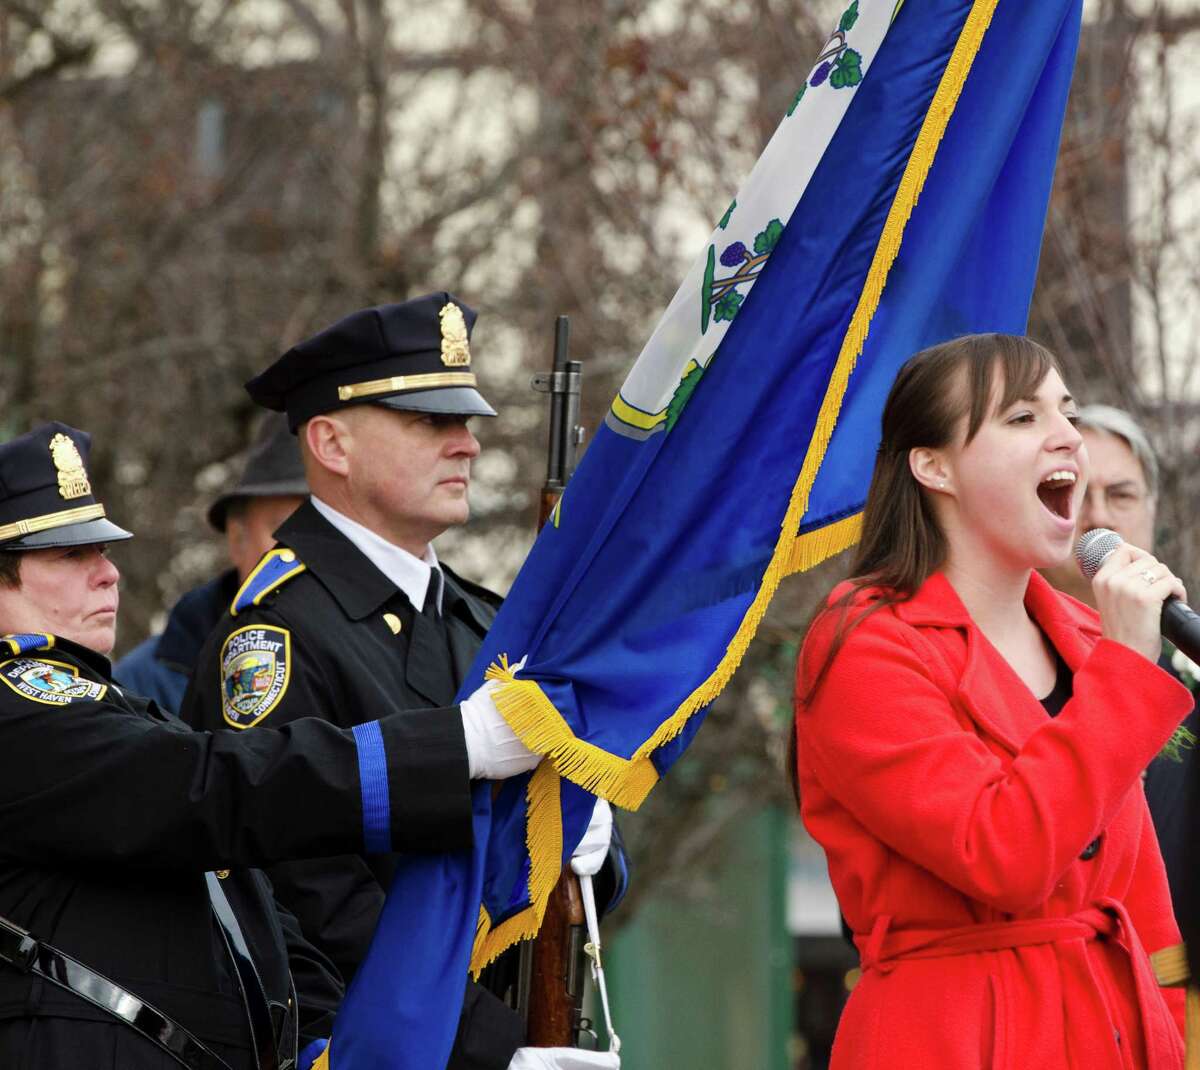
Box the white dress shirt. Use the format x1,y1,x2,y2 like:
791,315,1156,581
310,496,442,612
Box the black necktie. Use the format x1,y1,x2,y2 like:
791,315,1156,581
405,571,457,706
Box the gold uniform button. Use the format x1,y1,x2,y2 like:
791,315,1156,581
383,612,402,635
279,550,296,563
215,869,230,879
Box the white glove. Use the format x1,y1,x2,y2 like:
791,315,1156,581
507,1048,620,1070
570,798,613,877
459,661,539,780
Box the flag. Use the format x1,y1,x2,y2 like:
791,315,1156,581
317,1,1083,1065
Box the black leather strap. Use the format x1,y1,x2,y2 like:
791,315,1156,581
0,913,231,1069
206,872,288,1070
278,975,300,1070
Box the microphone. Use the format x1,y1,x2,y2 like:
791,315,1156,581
1075,528,1200,665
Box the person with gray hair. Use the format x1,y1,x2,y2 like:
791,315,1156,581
1042,403,1159,603
1042,402,1197,922
1080,403,1160,489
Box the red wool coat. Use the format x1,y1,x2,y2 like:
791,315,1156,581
794,570,1194,1069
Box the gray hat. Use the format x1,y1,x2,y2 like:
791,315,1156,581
207,415,309,532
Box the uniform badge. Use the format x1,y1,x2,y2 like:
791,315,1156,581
220,625,291,728
49,433,91,499
439,302,471,367
0,658,107,705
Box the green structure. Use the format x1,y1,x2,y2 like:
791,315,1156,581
604,807,793,1070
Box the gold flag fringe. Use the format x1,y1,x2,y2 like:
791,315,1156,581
467,0,1000,980
469,757,564,975
784,513,864,578
485,657,659,810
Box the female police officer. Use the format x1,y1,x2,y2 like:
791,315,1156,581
0,421,542,1068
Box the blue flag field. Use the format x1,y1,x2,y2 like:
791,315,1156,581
315,1,1084,1066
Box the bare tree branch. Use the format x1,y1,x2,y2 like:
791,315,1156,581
281,0,333,53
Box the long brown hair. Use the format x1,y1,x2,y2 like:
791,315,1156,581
788,333,1060,801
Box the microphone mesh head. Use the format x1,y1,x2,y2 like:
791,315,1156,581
1075,528,1123,580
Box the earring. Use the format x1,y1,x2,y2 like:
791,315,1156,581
938,481,946,490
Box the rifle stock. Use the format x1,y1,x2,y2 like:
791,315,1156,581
536,488,560,533
526,865,588,1045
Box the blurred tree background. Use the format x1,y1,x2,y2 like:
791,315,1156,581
0,0,842,899
3,1,1200,1064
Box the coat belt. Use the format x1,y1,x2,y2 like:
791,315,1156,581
855,898,1186,1067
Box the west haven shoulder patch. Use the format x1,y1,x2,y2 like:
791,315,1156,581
0,658,107,706
220,625,291,729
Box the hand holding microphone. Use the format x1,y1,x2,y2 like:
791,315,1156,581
1076,528,1195,665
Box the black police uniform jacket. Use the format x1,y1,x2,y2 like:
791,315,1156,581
0,630,478,1068
181,501,524,1067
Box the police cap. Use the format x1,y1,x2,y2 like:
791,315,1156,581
0,423,132,550
246,292,497,430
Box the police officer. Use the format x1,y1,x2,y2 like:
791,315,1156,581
116,414,309,710
0,421,541,1069
181,294,617,1070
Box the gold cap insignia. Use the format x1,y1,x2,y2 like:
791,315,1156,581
49,433,91,500
439,302,471,368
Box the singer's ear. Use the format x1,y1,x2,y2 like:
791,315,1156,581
909,447,951,494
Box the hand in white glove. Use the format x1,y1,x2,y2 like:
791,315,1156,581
507,1048,620,1070
570,798,613,877
459,659,539,780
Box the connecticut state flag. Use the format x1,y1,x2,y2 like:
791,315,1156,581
314,1,1083,1066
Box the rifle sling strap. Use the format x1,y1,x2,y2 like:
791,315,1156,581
0,911,232,1069
206,870,295,1070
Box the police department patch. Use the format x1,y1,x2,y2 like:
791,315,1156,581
220,625,291,728
0,658,107,705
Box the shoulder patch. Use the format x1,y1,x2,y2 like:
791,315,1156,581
220,625,291,729
0,633,55,656
230,548,307,617
0,657,106,706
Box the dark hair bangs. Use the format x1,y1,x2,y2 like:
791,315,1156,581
962,334,1058,444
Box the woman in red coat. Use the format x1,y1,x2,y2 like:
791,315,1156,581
794,334,1194,1069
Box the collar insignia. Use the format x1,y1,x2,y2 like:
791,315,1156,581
49,433,91,500
439,302,471,367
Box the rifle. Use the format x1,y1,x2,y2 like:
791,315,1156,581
523,316,590,1045
532,316,584,529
